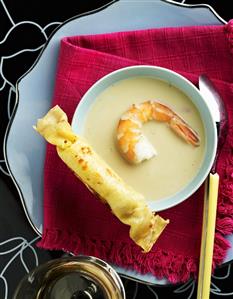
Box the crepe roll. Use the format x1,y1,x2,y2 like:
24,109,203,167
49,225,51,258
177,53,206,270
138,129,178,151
34,105,169,252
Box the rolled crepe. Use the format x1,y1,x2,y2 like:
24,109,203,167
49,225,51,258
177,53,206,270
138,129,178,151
34,105,169,252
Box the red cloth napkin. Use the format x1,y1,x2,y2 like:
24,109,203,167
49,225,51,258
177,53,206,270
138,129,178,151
38,21,233,283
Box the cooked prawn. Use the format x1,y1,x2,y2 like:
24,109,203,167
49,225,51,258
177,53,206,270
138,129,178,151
116,100,200,164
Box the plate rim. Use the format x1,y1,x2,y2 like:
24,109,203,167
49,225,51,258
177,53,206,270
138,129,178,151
162,0,226,25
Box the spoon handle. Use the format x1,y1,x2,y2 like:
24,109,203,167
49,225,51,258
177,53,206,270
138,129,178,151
211,118,228,173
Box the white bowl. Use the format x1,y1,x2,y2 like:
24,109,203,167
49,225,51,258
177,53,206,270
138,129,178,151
72,65,217,211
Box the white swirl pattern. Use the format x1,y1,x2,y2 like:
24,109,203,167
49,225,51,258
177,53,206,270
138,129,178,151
0,0,61,178
0,236,40,299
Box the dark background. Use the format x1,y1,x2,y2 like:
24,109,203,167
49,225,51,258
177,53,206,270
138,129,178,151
0,1,233,298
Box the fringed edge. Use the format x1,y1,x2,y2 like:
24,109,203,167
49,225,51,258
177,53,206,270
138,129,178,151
37,228,197,284
214,105,233,264
225,20,233,54
213,233,231,268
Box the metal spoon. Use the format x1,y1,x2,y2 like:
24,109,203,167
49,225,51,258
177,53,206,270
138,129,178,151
199,74,228,173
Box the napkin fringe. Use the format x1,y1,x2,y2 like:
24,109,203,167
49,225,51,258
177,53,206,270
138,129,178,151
213,233,231,268
37,229,198,283
216,126,233,237
214,119,233,269
37,228,231,282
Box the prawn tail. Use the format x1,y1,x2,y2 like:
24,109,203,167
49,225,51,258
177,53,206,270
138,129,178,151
170,117,200,147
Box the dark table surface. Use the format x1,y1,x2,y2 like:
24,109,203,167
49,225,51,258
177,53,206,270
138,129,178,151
1,1,233,298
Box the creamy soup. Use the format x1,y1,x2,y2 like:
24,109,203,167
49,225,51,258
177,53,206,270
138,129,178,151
83,77,205,201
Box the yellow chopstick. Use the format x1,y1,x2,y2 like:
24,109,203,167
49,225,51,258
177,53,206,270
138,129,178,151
197,173,219,299
197,179,209,298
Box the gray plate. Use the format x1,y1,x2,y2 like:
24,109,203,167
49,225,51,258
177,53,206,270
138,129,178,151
4,0,231,285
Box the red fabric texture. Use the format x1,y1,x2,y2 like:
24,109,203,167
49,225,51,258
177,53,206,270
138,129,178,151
38,21,233,283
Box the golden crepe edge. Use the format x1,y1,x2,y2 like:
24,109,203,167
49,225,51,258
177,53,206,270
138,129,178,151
34,105,169,252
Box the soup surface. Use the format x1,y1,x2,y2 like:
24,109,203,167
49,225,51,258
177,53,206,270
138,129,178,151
83,76,205,201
